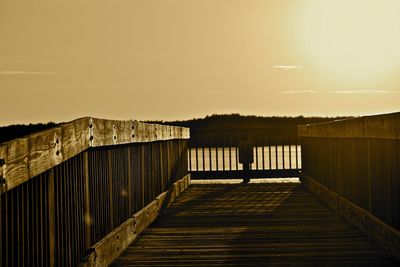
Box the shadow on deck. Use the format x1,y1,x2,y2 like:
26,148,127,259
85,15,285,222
112,182,399,266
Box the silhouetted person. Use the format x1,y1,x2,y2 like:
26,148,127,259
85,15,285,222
239,135,253,183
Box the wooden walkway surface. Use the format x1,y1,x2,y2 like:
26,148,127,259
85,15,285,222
112,183,399,266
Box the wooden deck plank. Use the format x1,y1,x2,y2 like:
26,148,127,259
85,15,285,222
112,183,399,266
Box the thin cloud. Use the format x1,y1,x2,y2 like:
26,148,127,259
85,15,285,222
0,70,56,75
207,89,247,94
278,90,317,95
330,90,390,94
273,65,303,70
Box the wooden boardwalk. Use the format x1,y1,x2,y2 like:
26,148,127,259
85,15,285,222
112,183,399,266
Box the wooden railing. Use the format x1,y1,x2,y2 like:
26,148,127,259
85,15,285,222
0,117,189,267
189,127,301,179
298,112,400,258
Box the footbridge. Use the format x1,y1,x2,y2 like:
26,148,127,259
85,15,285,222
0,113,399,266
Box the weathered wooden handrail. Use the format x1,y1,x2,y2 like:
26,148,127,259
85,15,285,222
298,112,400,259
298,112,400,139
0,117,189,193
0,117,190,267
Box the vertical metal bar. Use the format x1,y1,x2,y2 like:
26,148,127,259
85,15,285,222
58,165,64,266
0,194,2,266
163,142,168,190
337,139,341,197
269,137,272,170
159,143,164,193
289,137,292,170
202,140,205,171
11,190,15,267
90,151,95,245
195,146,199,171
352,140,355,202
67,160,73,266
21,184,25,266
295,136,299,169
74,157,81,264
235,146,239,170
262,136,265,170
6,193,9,267
282,140,285,169
188,144,192,172
46,169,52,265
74,158,80,265
108,150,114,229
83,151,91,249
94,150,99,242
229,136,232,171
216,137,219,171
209,137,212,171
127,147,133,215
4,191,8,267
253,137,259,170
0,194,2,267
35,177,40,266
48,170,55,267
16,185,20,267
367,139,372,212
222,137,225,171
275,136,278,169
141,146,145,208
66,160,72,266
150,144,154,204
43,173,49,267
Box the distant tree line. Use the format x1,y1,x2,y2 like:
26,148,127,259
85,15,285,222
0,114,353,144
147,113,353,130
148,114,354,147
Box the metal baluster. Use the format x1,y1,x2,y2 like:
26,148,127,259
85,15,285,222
295,137,299,169
275,137,278,170
195,146,199,171
215,137,219,171
255,137,259,170
188,145,192,172
201,140,205,171
229,136,232,171
209,137,212,171
222,137,225,171
269,136,272,170
289,136,292,170
262,136,265,170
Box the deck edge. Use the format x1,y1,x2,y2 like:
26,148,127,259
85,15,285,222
300,173,400,260
79,174,191,267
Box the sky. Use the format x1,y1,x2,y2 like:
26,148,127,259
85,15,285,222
1,0,400,125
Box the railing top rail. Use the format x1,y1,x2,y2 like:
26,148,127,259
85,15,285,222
298,112,400,139
0,117,189,193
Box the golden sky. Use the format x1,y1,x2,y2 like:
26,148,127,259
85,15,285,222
1,0,399,125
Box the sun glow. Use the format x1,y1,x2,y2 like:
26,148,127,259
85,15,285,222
293,0,400,83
